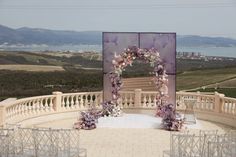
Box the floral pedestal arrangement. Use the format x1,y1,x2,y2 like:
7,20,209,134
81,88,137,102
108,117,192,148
161,104,184,131
101,101,122,117
74,109,99,130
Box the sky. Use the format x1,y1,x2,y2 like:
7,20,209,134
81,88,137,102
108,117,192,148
0,0,236,38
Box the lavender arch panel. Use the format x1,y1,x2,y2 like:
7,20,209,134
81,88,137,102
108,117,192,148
140,33,176,74
140,33,176,105
103,32,139,101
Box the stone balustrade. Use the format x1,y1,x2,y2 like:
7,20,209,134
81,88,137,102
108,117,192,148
0,90,235,127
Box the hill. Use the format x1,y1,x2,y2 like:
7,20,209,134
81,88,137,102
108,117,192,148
177,35,236,47
1,25,236,47
0,51,102,69
0,25,101,45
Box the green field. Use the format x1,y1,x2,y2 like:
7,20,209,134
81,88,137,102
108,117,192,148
0,51,236,100
189,88,236,98
177,67,236,91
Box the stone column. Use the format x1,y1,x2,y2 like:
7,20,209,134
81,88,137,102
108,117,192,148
214,92,224,113
52,91,62,112
0,105,6,127
134,89,142,107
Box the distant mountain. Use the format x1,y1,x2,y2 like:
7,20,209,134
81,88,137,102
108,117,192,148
177,35,236,47
1,24,236,47
0,25,101,45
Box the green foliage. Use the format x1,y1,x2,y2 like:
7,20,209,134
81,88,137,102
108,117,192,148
0,70,103,101
177,58,236,72
189,88,236,98
176,67,236,90
1,51,236,100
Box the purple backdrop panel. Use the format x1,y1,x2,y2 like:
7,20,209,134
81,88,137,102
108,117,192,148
103,32,139,101
103,32,176,105
140,33,176,74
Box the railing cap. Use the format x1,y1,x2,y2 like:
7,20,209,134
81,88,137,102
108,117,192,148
214,91,225,97
52,91,63,95
0,98,17,107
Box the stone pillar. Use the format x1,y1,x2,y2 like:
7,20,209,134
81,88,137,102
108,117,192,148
214,92,224,113
52,91,62,112
134,89,142,107
0,105,6,127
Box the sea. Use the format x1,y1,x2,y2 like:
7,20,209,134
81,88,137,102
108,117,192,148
1,45,236,58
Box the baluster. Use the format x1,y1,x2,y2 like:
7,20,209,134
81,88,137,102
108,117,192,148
210,98,215,112
88,94,92,107
204,97,207,110
91,94,98,107
224,102,227,113
129,94,133,107
40,98,44,113
126,94,130,107
9,107,13,118
61,96,65,109
225,101,229,113
124,94,128,108
210,98,213,110
44,98,48,112
75,95,79,108
222,101,225,113
227,101,231,113
90,94,93,106
25,101,29,116
229,102,232,114
33,100,38,114
28,101,32,114
224,101,228,113
209,98,213,110
70,96,75,108
66,96,70,109
206,98,209,110
143,95,147,107
24,102,28,116
199,97,203,110
117,97,122,108
49,97,53,111
7,107,11,118
147,94,152,107
80,95,84,108
7,108,11,119
233,102,236,115
16,104,20,116
84,95,88,108
21,103,25,116
22,103,26,116
203,97,206,110
25,101,30,115
17,104,21,116
10,106,15,118
211,98,214,110
153,95,157,107
19,103,23,116
93,94,97,106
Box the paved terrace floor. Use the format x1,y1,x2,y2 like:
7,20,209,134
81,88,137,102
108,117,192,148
32,114,234,157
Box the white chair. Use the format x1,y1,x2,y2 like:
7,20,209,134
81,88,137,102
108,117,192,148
163,131,194,157
208,141,236,157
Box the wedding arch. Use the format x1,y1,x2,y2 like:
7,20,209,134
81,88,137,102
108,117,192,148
105,46,168,116
75,46,183,131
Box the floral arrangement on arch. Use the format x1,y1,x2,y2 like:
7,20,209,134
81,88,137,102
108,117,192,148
107,46,168,116
106,46,183,131
75,46,183,131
